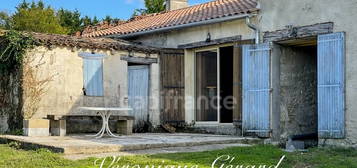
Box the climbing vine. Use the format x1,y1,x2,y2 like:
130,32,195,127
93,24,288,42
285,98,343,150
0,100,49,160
22,54,55,119
0,30,54,120
0,30,36,74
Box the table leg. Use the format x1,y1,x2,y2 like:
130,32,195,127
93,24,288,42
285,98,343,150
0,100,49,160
104,112,119,137
87,111,106,137
97,111,107,138
91,111,119,138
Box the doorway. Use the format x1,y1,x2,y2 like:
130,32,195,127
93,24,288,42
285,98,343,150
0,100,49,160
279,41,318,146
220,46,234,123
128,64,149,129
195,46,234,123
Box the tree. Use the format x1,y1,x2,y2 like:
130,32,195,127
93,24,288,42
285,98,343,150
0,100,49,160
12,1,68,34
4,0,123,35
102,15,122,24
81,15,96,28
145,0,165,13
57,8,82,34
103,15,113,23
132,9,146,17
17,0,30,9
92,16,99,25
133,0,165,16
0,11,12,29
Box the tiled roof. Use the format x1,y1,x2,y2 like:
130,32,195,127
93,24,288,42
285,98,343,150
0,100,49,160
30,33,162,52
82,0,258,38
0,30,160,53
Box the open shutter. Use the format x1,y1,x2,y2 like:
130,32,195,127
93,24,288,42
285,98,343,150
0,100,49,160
160,50,185,125
83,58,104,96
242,43,271,137
318,32,345,139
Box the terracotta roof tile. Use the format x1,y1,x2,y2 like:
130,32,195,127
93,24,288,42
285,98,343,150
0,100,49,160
0,31,161,53
83,0,258,38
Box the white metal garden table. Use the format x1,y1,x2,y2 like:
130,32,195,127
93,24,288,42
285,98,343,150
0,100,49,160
78,107,132,138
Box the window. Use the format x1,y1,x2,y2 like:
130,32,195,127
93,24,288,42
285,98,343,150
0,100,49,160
80,52,104,96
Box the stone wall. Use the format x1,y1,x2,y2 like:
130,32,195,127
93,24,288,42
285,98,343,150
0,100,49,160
22,46,160,131
279,46,317,140
1,45,160,133
0,72,23,133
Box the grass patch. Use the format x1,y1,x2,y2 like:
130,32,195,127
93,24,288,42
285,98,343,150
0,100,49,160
0,144,357,168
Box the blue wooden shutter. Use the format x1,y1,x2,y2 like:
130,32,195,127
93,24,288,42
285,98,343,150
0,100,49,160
318,32,345,139
242,43,271,137
83,58,104,96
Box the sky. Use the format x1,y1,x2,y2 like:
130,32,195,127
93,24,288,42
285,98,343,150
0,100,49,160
1,0,212,20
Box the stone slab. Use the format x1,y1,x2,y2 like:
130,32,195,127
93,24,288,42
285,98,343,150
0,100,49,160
0,133,262,155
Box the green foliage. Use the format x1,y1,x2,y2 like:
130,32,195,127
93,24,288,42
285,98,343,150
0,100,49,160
3,1,124,35
8,141,22,150
12,1,68,34
133,0,165,16
6,129,24,136
0,11,12,29
0,30,35,74
1,144,357,168
103,15,122,24
57,8,82,35
132,9,147,17
145,0,166,13
92,16,100,25
0,144,83,168
81,16,92,28
103,15,113,23
17,0,30,9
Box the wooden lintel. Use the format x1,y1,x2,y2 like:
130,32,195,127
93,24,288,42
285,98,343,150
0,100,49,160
160,48,185,54
178,35,242,49
263,22,334,42
121,56,158,64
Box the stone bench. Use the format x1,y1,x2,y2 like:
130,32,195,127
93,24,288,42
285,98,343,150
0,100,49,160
47,115,135,136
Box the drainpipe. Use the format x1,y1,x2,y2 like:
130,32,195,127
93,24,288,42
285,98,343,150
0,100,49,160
245,15,260,44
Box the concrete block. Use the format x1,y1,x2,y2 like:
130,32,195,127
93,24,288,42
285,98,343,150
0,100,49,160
23,119,50,136
50,120,66,136
117,120,133,135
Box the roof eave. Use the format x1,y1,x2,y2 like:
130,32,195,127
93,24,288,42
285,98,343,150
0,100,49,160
106,13,254,39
